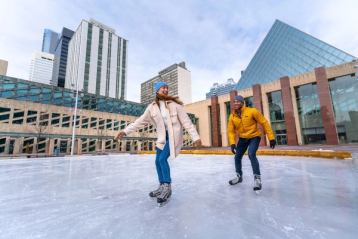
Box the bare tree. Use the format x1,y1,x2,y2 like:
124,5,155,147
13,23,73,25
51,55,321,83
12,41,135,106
33,109,49,156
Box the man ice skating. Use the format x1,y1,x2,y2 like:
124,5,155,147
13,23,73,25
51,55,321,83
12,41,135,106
115,81,201,205
227,95,276,191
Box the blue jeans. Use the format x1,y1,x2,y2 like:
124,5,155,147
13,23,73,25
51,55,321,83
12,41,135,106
234,137,261,176
155,133,171,184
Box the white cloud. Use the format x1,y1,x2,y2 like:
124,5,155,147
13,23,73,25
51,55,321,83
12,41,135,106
0,0,357,103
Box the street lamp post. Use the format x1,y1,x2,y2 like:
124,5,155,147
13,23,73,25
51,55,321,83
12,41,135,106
70,82,79,156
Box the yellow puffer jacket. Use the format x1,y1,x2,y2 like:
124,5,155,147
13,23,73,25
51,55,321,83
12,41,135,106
227,106,275,145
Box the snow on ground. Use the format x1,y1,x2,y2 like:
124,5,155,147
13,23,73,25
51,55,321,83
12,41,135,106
0,154,357,239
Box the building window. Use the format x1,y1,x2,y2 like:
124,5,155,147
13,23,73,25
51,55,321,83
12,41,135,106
90,117,97,129
329,74,358,143
51,113,60,126
0,107,10,123
26,110,37,125
82,117,89,129
295,83,326,144
106,119,112,130
12,110,25,125
62,115,70,128
267,91,287,145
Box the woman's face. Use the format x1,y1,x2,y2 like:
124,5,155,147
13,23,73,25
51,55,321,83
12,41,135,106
158,86,169,96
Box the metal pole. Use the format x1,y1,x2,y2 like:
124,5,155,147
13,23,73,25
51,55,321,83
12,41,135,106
70,83,79,156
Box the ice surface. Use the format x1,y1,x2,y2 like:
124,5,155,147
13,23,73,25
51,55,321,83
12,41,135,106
0,154,357,239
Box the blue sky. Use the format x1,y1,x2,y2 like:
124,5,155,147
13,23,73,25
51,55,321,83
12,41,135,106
1,0,357,102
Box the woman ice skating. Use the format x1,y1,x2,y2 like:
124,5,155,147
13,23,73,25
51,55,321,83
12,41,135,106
227,95,276,191
115,81,201,205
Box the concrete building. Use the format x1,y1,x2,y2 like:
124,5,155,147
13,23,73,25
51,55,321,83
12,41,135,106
185,62,358,147
42,29,59,54
51,27,74,87
141,62,192,105
184,20,357,147
0,75,196,156
65,19,128,99
0,59,8,75
29,52,55,85
206,78,236,98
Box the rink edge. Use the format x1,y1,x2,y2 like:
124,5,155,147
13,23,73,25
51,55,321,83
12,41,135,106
138,149,351,159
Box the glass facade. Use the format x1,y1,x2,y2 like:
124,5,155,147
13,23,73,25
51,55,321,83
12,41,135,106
53,28,74,88
329,74,358,143
96,29,104,95
42,29,59,54
237,20,356,90
267,91,287,145
0,75,146,117
83,23,93,92
295,83,326,144
206,79,236,98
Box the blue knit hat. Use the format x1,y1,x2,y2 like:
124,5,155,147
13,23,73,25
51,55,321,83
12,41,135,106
153,81,168,93
234,95,245,102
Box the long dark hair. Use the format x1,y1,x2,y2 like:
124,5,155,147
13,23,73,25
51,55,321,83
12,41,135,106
155,94,183,106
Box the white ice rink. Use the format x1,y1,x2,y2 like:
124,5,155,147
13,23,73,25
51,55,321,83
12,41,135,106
0,154,357,239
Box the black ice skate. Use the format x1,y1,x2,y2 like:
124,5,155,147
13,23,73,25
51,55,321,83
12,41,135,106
229,174,243,185
149,184,163,198
157,183,171,206
253,175,262,191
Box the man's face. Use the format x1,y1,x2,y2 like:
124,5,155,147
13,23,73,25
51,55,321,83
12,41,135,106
158,86,169,96
233,100,244,110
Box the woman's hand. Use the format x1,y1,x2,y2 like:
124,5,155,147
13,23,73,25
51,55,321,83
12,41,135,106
115,131,126,140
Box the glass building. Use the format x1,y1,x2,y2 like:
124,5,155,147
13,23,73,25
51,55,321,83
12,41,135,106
237,20,356,90
0,75,198,155
52,28,74,87
206,78,236,98
0,75,145,116
42,29,59,54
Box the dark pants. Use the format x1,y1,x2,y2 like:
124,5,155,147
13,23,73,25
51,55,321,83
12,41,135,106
155,132,171,184
234,136,261,176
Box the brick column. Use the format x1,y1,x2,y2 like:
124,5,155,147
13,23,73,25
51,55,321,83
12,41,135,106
229,90,238,114
280,76,298,145
252,84,266,146
47,138,55,156
77,139,82,155
210,95,222,147
315,67,339,145
4,137,10,154
13,137,23,155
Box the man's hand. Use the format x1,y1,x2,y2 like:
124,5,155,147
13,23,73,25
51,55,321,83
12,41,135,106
230,144,236,154
269,139,276,149
193,139,202,147
115,131,126,140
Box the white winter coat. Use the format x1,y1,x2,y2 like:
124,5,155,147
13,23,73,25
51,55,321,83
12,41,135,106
123,100,200,159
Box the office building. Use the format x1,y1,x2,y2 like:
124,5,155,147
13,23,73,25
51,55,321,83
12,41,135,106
141,62,192,105
65,19,128,99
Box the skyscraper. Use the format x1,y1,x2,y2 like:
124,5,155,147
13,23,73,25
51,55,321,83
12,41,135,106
141,62,192,105
65,19,128,99
206,78,236,98
51,27,74,87
42,29,59,54
29,52,55,85
0,59,8,76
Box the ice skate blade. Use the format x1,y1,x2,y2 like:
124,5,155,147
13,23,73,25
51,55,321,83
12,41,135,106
253,188,261,194
157,198,171,207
